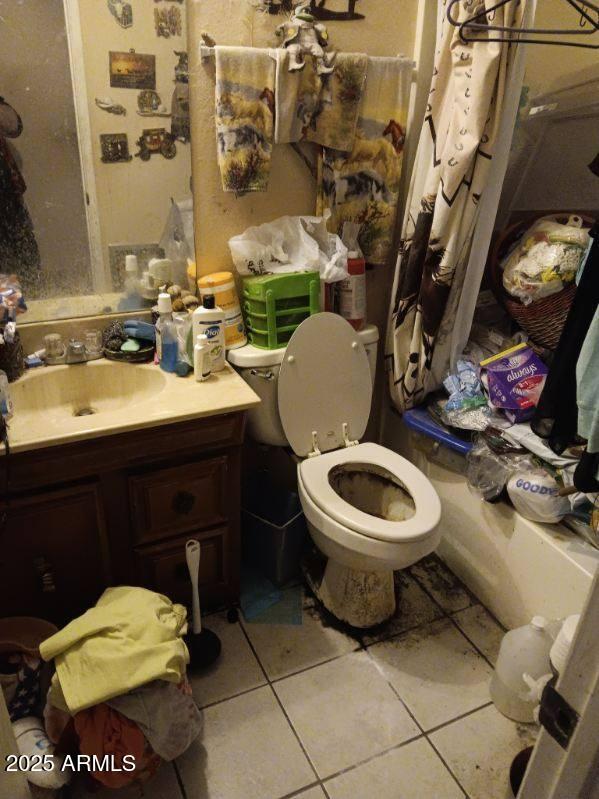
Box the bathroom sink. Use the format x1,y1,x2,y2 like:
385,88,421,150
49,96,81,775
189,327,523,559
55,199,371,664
11,360,167,420
5,359,260,454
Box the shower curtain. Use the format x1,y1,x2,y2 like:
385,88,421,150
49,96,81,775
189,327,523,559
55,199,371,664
386,0,531,412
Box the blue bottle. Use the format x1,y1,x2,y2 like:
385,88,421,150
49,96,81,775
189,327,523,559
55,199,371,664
156,293,178,374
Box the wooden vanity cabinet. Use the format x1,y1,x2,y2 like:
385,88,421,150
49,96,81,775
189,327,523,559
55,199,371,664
0,412,245,624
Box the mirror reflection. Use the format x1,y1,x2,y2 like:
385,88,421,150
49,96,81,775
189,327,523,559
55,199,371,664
0,0,193,322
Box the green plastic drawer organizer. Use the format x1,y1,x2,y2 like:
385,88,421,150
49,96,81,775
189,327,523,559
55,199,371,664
242,271,320,349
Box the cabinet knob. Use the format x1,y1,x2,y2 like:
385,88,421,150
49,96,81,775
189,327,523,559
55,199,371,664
172,491,196,515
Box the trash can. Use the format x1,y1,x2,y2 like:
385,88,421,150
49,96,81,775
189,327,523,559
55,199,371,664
242,471,308,586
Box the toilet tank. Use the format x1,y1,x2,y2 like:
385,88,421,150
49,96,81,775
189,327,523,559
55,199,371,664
228,323,379,447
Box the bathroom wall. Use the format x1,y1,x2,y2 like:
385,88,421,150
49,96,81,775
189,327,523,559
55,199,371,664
187,0,425,438
77,0,192,278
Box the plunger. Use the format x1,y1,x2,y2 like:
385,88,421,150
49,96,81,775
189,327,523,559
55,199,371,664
184,539,221,669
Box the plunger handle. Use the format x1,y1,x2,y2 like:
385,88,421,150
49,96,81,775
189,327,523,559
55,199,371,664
185,539,202,635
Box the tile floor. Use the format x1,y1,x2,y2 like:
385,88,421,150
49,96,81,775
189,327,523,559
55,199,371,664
73,555,537,799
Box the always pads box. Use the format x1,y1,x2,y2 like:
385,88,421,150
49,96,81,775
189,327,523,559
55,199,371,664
481,343,548,424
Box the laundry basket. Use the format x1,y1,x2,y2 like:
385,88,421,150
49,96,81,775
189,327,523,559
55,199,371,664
489,213,594,350
242,271,320,349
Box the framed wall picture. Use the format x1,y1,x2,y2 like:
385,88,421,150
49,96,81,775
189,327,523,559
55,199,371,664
109,50,156,90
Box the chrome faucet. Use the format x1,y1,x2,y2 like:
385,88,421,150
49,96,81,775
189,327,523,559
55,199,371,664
65,339,87,364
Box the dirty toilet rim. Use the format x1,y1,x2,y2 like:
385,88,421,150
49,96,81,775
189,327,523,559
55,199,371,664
298,442,441,543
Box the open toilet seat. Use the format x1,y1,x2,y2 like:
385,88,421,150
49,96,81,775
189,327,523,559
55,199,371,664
299,442,441,543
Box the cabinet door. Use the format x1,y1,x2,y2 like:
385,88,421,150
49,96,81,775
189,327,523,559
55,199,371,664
0,484,110,623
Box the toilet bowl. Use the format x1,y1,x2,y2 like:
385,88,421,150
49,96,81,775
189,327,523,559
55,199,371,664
229,312,441,628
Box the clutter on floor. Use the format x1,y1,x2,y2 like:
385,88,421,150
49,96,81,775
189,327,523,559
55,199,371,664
0,588,204,792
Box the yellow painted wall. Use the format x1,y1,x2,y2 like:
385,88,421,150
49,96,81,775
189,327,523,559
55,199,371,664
78,0,192,276
187,0,419,277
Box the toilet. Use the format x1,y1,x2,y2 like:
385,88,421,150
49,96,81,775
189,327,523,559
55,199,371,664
228,313,441,628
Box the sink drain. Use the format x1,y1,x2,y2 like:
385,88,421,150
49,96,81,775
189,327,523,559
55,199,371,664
74,407,96,417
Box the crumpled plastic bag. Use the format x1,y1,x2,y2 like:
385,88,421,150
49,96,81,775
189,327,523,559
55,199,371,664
501,216,589,305
228,214,348,283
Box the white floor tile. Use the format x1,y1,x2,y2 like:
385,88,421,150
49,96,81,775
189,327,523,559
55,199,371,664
241,589,360,680
325,738,465,799
367,618,493,731
430,704,537,799
274,651,420,779
409,556,475,613
177,686,314,799
453,604,505,665
189,612,266,707
71,762,182,798
361,573,444,646
294,787,328,798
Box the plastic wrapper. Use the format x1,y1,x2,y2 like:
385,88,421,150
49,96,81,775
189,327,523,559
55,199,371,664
501,216,589,305
466,437,530,503
443,359,486,412
159,199,195,287
228,214,349,283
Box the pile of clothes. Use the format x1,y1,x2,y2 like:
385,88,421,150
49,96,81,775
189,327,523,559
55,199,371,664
3,587,202,792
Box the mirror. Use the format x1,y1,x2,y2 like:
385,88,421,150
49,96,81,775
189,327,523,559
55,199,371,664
0,0,193,323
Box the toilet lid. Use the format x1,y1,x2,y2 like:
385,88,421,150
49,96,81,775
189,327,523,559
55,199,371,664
278,313,372,458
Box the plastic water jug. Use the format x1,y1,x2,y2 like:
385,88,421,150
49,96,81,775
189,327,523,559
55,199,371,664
490,616,552,722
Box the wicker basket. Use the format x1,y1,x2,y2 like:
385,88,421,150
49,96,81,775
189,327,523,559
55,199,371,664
489,214,593,351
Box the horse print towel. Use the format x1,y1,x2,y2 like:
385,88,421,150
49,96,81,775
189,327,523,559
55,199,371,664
215,47,276,194
317,56,412,265
275,51,368,153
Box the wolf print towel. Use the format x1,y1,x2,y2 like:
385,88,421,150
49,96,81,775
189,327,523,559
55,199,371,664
215,47,275,194
275,51,368,153
316,56,412,265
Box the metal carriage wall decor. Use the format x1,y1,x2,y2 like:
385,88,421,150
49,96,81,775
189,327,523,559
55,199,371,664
260,0,364,19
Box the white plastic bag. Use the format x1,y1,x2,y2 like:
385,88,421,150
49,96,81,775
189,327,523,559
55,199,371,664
228,214,348,283
507,469,571,523
501,215,589,305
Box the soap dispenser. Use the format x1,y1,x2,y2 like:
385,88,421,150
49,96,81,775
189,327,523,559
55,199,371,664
191,294,225,372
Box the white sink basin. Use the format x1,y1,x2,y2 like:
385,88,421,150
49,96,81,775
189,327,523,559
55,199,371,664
6,359,260,453
12,360,167,420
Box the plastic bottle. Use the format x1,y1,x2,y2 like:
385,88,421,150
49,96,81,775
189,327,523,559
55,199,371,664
337,251,366,331
155,292,178,372
490,616,553,722
198,271,247,350
194,334,212,382
192,294,226,371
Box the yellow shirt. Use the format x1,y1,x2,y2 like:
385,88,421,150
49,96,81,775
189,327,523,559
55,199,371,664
40,586,189,714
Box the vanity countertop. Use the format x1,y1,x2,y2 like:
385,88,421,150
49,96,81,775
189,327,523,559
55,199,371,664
6,359,260,454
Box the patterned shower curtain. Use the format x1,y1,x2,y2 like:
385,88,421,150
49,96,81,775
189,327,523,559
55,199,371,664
386,0,528,412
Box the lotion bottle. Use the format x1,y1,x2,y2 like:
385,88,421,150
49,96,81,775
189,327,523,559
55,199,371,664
192,294,225,371
194,334,211,381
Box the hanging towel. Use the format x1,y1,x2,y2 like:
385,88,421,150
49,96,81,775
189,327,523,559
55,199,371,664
305,53,368,152
274,50,322,144
39,587,189,714
215,46,275,194
275,52,367,152
317,55,412,266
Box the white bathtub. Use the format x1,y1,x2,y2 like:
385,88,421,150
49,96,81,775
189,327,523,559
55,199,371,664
385,419,599,629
